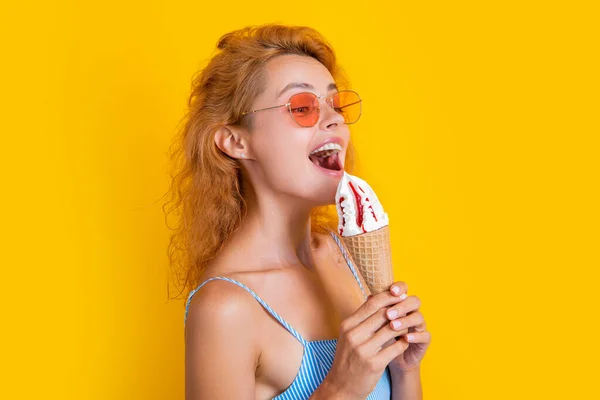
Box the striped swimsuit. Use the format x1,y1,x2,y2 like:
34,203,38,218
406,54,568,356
185,231,392,399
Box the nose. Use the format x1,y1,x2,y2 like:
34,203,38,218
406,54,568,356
318,98,345,130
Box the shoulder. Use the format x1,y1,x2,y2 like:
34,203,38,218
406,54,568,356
310,229,341,262
185,277,263,336
184,278,262,398
311,230,372,298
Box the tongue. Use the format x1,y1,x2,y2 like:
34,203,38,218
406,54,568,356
309,153,341,171
324,154,339,170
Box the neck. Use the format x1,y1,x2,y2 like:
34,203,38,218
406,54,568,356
228,179,317,272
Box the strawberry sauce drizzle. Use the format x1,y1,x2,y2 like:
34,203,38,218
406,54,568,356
358,184,378,222
338,197,346,236
371,206,378,221
348,181,366,233
366,197,377,221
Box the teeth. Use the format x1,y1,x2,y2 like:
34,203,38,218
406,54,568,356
310,142,342,155
314,149,338,157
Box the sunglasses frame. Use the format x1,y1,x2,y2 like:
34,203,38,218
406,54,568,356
240,89,362,127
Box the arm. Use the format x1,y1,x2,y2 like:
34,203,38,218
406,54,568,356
338,233,423,399
185,280,261,399
389,366,423,400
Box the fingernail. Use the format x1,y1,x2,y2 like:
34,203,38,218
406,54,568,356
406,334,414,341
391,286,400,295
392,320,402,329
399,293,407,300
387,309,399,319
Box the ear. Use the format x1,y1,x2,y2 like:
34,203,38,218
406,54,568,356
214,124,252,160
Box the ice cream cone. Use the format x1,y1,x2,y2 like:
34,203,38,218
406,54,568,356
342,225,394,295
335,172,394,295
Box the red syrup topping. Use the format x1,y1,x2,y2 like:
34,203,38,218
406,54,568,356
358,184,378,222
348,181,366,233
365,197,378,222
338,196,346,235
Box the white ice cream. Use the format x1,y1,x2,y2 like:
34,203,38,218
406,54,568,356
335,172,389,237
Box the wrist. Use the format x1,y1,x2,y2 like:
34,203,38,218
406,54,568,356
317,376,361,400
310,377,340,400
389,363,422,377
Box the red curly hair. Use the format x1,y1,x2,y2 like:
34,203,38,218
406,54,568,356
163,24,357,301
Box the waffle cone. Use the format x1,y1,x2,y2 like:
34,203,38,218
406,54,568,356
342,225,394,294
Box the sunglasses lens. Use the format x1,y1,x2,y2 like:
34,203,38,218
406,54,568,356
289,93,320,127
333,91,362,124
289,91,362,127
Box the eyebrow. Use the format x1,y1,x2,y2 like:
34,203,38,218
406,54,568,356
277,82,338,99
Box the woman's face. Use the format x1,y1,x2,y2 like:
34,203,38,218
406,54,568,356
244,54,351,206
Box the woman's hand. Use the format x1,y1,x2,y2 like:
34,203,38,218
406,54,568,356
323,290,412,400
383,282,431,373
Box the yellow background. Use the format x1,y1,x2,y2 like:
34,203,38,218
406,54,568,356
1,1,598,399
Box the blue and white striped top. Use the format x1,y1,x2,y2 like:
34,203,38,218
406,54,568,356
185,231,392,399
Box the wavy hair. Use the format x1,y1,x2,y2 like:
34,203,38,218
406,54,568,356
163,24,357,301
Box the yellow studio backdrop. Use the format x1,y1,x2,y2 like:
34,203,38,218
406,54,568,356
1,1,598,399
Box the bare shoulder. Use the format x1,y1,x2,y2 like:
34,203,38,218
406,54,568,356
185,278,262,399
186,277,260,323
310,230,342,262
311,229,373,298
185,277,264,344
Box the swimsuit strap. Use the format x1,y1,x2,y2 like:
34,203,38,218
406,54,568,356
184,276,308,346
329,231,369,300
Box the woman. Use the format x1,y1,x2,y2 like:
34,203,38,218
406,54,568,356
165,24,431,399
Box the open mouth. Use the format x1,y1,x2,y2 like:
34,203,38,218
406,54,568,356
308,149,343,171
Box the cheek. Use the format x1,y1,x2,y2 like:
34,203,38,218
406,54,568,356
262,147,304,172
259,150,313,197
254,128,309,173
